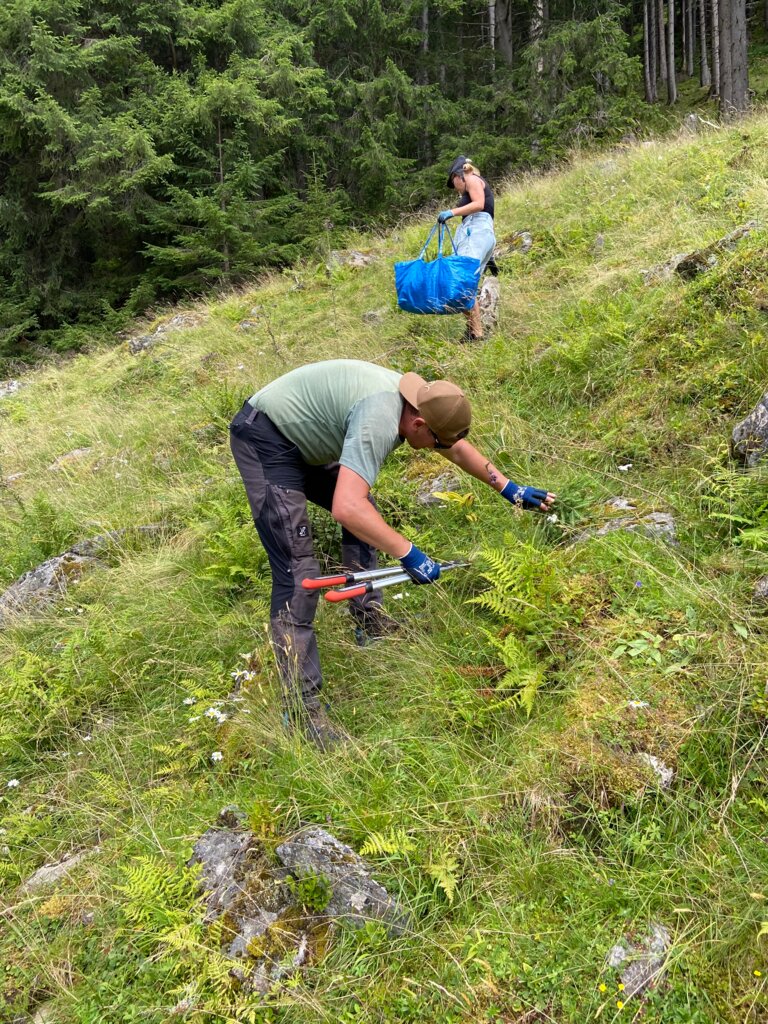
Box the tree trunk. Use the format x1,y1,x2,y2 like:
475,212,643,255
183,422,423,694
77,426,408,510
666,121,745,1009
699,0,711,88
667,0,678,102
729,0,753,115
650,0,659,91
488,0,496,73
684,0,692,74
531,0,547,76
644,0,658,101
711,0,720,96
216,115,230,275
718,0,732,110
419,2,431,163
419,1,429,85
657,0,668,80
496,0,514,64
686,0,695,75
719,0,748,115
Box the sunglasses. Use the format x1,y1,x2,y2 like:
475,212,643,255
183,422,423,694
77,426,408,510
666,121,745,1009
430,427,469,450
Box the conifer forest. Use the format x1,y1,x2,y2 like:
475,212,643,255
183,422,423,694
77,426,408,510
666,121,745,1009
0,0,756,359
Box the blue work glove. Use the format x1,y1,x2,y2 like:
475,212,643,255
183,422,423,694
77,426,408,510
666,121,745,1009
501,480,550,512
399,544,441,584
437,210,454,223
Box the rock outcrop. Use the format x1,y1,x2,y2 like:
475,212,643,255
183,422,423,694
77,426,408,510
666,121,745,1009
642,221,758,284
731,390,768,467
571,510,677,546
127,313,205,354
188,811,407,995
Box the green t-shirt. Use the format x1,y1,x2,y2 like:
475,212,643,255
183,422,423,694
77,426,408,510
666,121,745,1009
249,360,404,487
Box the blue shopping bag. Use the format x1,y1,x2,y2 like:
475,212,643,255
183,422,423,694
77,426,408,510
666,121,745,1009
394,222,481,315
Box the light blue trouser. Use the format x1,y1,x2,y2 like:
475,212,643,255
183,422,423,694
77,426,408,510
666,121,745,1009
455,212,496,280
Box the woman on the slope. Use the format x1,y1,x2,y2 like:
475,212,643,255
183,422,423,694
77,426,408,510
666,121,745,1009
437,156,496,343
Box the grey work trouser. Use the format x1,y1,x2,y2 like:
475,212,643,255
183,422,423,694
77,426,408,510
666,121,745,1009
229,402,381,710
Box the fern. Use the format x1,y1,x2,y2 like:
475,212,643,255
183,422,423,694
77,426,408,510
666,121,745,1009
360,827,416,858
515,666,546,717
426,855,460,905
198,949,238,998
697,457,768,546
88,770,125,807
465,546,561,717
733,526,768,550
117,855,202,934
469,544,560,633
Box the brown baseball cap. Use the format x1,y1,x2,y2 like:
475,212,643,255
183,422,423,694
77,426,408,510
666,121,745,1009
399,372,471,446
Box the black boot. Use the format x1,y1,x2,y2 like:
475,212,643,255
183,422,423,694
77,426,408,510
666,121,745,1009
284,702,348,751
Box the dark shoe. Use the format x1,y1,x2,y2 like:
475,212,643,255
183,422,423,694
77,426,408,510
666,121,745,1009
353,609,402,647
304,705,348,750
284,703,347,751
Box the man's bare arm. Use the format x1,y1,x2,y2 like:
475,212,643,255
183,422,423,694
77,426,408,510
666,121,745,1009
331,466,412,557
438,439,555,511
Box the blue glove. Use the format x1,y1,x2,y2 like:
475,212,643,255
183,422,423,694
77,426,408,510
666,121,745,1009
437,210,454,223
399,544,441,584
501,480,549,512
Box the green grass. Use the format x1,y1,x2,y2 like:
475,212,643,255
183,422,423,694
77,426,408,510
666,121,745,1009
2,109,768,1024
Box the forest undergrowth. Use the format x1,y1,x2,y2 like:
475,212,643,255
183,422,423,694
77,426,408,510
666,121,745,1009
1,114,768,1024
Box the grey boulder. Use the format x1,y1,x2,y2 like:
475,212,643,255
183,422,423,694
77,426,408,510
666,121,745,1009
731,390,768,466
276,827,408,933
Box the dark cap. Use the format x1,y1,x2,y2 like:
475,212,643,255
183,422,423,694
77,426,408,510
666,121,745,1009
399,372,471,446
446,155,469,188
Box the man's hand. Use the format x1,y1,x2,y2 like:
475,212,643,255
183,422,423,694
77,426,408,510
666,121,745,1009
501,480,556,512
399,543,441,584
437,210,455,223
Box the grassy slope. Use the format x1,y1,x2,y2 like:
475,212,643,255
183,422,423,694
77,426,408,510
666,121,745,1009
2,113,768,1024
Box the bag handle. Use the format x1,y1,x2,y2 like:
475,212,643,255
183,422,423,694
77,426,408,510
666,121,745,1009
418,221,459,261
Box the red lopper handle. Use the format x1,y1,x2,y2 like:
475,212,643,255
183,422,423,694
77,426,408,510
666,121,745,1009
302,575,348,590
324,584,367,602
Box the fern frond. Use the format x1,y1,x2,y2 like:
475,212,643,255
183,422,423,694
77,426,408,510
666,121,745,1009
360,827,416,858
426,855,460,904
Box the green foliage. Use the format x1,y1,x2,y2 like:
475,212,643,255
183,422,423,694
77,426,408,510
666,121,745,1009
0,0,681,356
117,855,203,932
425,852,460,905
193,494,267,596
522,10,644,151
285,871,333,913
359,827,416,859
697,454,768,549
5,102,768,1024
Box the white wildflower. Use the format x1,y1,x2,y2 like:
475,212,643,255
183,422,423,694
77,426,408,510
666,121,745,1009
6,779,20,789
82,734,92,742
628,700,650,710
211,751,224,763
188,716,200,723
617,463,633,472
546,513,558,523
392,592,404,600
183,697,196,706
